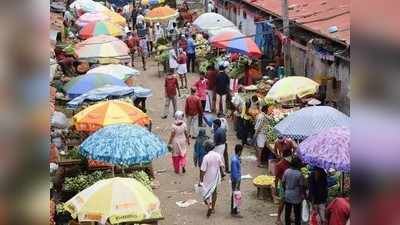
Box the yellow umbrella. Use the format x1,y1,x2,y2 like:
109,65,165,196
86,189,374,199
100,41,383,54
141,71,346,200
145,6,178,22
102,9,127,26
64,177,163,224
73,100,151,132
265,76,319,102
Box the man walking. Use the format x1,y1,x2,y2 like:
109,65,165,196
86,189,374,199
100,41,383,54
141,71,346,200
186,34,196,73
254,105,269,167
213,119,229,172
230,144,243,217
162,70,180,119
185,87,203,138
215,65,230,115
200,140,225,218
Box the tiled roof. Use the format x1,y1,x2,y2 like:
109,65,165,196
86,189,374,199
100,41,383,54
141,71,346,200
244,0,350,44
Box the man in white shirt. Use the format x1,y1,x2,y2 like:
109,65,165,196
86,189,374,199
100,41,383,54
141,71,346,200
207,1,215,12
154,22,164,42
136,13,145,27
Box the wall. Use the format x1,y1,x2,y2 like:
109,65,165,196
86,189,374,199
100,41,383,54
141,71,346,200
290,41,350,115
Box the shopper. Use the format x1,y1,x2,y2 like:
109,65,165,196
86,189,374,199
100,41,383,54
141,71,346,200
206,64,217,112
254,105,269,167
162,70,180,119
282,157,305,225
230,144,243,217
168,111,190,174
185,87,203,138
308,167,328,225
177,48,188,88
186,34,196,73
193,73,208,126
215,65,230,115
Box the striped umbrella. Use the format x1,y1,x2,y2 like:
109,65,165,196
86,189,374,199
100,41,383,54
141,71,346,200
144,6,178,22
266,76,320,102
298,126,350,172
142,0,165,5
87,64,139,80
75,35,130,60
64,177,162,224
80,124,168,165
209,30,262,58
79,21,124,39
63,73,127,98
73,100,151,131
76,12,110,27
274,106,350,140
102,10,127,26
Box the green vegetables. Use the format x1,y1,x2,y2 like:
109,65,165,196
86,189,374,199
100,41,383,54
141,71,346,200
62,147,83,160
300,167,311,178
155,45,169,63
127,171,152,191
63,171,113,193
227,55,250,79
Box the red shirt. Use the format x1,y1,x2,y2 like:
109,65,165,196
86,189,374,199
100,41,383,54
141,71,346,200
126,35,139,49
177,53,187,64
165,75,179,97
275,159,290,180
206,69,217,90
185,95,202,116
194,79,208,101
178,39,188,51
327,198,350,225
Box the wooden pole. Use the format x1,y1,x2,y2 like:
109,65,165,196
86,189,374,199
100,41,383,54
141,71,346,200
281,0,291,76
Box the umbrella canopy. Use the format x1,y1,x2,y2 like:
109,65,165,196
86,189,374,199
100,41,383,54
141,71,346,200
73,100,151,131
63,73,127,98
87,64,139,80
142,0,165,5
208,27,240,37
80,124,167,165
274,106,350,140
193,13,235,34
298,126,350,172
64,177,162,224
76,12,110,27
70,0,108,13
79,21,124,39
102,10,127,26
209,30,262,58
266,76,319,102
75,35,130,60
144,6,178,22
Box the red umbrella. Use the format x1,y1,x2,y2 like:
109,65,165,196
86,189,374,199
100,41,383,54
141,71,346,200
209,31,262,58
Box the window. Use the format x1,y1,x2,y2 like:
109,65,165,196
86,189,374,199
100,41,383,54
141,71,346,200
243,11,247,19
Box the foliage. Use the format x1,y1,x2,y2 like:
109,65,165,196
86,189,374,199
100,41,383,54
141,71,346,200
62,147,84,160
155,45,169,63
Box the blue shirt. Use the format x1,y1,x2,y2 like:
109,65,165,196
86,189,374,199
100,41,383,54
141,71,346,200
213,127,226,146
230,154,241,182
186,38,195,54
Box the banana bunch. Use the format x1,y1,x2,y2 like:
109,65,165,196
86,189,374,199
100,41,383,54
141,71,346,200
253,175,275,186
128,171,152,191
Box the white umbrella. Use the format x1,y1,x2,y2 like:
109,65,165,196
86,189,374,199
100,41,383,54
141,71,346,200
87,64,139,80
193,13,236,34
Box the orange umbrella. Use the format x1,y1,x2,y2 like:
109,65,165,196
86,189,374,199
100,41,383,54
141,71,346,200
145,6,178,22
73,100,151,132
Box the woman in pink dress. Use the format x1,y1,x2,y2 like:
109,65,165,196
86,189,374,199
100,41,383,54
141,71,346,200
168,111,190,174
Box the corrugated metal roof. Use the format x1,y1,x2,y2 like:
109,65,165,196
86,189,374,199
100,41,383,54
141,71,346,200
243,0,350,44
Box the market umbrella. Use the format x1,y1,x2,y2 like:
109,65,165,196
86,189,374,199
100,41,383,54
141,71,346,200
298,126,350,172
75,35,130,61
266,76,319,102
87,64,139,80
76,12,110,27
64,177,163,224
193,13,235,34
141,0,165,5
274,106,350,140
73,100,151,131
63,73,127,98
80,124,167,165
70,0,108,13
209,30,262,58
102,10,127,26
144,6,178,22
209,27,240,37
79,21,124,39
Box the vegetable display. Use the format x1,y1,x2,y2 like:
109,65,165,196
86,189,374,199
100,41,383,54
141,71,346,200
127,171,152,191
63,171,113,193
195,34,210,59
253,175,275,186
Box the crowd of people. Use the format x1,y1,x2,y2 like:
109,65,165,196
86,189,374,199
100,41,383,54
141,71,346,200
54,1,350,225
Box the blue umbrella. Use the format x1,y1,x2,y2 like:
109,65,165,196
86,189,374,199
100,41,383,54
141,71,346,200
274,106,350,140
80,124,168,165
63,73,127,99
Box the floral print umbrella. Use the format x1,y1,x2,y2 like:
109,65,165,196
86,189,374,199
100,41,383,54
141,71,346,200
298,126,350,172
80,124,167,165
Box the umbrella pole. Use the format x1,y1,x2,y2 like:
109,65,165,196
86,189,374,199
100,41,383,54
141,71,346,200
112,165,115,177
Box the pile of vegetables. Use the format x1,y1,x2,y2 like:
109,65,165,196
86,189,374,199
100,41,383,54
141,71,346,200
195,34,211,59
155,45,169,64
63,170,153,193
253,175,275,186
61,147,84,161
127,171,152,191
63,171,113,193
199,57,217,74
